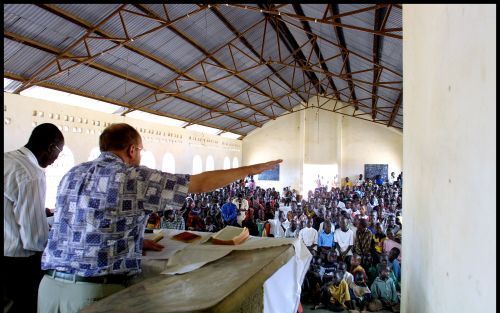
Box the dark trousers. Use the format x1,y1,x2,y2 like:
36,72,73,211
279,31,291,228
3,252,43,313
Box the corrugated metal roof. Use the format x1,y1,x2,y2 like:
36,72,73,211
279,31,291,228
203,115,240,130
3,3,402,134
160,4,199,22
53,4,122,26
173,10,235,54
183,87,228,107
217,5,264,35
4,39,55,78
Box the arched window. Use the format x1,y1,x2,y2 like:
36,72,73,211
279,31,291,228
192,155,203,175
162,152,176,173
223,156,231,170
206,155,214,171
232,157,239,168
88,146,101,161
45,146,75,208
140,150,156,169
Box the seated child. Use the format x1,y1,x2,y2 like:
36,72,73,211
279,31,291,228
388,247,401,287
303,255,323,302
314,270,351,312
350,254,368,283
319,250,338,284
368,265,400,312
350,271,372,313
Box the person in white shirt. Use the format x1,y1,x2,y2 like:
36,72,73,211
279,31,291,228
285,219,299,238
298,218,318,251
4,123,64,313
337,199,346,210
388,172,396,185
334,217,355,264
268,211,286,238
233,193,249,226
356,174,365,186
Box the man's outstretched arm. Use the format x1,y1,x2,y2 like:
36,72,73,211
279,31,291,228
188,159,282,193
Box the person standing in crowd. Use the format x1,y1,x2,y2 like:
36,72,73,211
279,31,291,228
4,123,65,313
38,123,281,313
221,196,238,226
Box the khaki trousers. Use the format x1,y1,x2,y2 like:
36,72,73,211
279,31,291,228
37,274,125,313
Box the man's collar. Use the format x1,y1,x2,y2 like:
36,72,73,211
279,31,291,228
98,151,125,163
19,147,43,170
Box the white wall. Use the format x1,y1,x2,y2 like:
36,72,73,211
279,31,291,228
242,99,402,195
4,92,242,206
403,4,495,313
341,116,403,182
4,93,241,169
242,110,304,192
302,107,342,195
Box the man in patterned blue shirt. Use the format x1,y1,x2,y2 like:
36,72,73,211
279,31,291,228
38,123,281,313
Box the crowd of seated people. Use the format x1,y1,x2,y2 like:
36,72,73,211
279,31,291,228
146,177,282,236
146,172,402,313
299,173,403,312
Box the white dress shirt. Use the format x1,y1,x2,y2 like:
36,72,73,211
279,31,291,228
4,147,49,257
298,226,318,247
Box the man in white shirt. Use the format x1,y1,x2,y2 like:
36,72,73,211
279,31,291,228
285,219,299,238
4,123,64,313
268,211,286,238
337,198,346,210
388,172,396,185
233,193,249,226
298,217,318,251
334,217,354,264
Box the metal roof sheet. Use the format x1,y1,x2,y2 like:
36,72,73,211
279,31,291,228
3,3,402,134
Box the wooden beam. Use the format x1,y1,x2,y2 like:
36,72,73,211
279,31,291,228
388,91,403,127
292,4,340,100
260,3,324,95
132,4,280,118
227,4,402,39
37,4,272,122
330,4,358,109
210,5,309,104
4,72,247,137
5,31,262,129
372,5,392,120
13,5,127,94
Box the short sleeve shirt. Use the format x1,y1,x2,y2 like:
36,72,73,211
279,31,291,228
41,152,190,276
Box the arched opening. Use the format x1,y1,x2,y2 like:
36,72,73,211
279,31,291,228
140,150,156,169
192,155,203,175
206,155,214,171
162,152,176,174
232,157,239,168
223,156,230,170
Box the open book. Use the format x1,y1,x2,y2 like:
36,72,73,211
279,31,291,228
211,226,250,245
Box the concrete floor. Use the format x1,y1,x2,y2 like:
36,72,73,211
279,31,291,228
301,301,393,313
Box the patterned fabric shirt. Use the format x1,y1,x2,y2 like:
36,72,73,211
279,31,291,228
161,216,185,230
41,152,190,276
354,228,373,256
